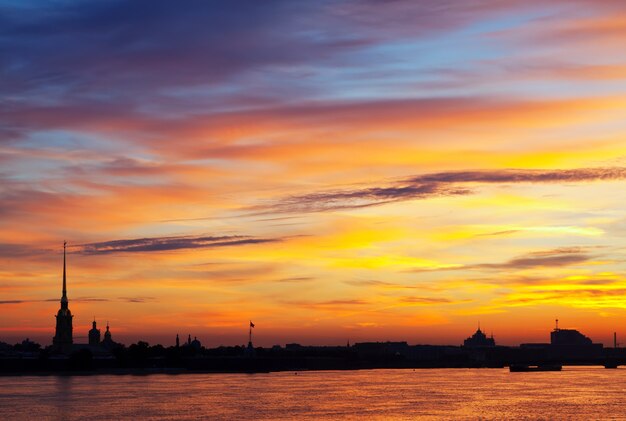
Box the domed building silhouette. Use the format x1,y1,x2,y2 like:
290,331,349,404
101,322,117,349
463,325,496,348
88,319,101,345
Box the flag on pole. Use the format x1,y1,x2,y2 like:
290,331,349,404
250,321,255,328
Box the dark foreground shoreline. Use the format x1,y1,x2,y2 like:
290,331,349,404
4,339,626,376
0,357,496,376
1,357,622,377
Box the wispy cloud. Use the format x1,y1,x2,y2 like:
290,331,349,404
409,168,626,184
80,235,280,254
474,247,593,270
1,297,110,305
264,167,626,213
0,243,42,258
118,296,155,303
69,297,110,303
398,296,455,304
282,299,369,309
344,279,445,292
474,230,521,237
499,287,626,309
410,247,595,273
272,277,315,283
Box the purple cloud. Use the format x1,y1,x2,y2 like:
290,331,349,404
265,167,626,213
80,234,280,254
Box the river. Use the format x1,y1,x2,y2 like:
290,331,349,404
1,367,625,420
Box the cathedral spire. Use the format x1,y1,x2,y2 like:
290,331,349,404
63,241,67,296
53,240,73,351
61,241,68,308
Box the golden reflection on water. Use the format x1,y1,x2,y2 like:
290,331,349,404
1,367,626,420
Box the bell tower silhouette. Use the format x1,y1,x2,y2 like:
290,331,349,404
52,242,73,352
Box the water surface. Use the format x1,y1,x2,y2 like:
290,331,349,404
1,367,625,420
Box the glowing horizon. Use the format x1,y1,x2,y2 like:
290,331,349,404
3,0,626,347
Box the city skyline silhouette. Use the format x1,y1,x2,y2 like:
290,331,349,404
1,245,620,376
3,242,620,352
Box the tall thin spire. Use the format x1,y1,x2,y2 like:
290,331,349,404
61,241,68,308
62,241,67,297
53,240,73,350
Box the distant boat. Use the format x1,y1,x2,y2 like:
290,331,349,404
509,364,562,372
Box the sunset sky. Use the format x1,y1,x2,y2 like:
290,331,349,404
3,1,626,347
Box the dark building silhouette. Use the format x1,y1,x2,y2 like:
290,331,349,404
52,242,73,353
551,327,592,345
49,243,119,355
89,319,101,345
520,320,603,359
78,320,118,354
180,334,202,354
463,326,495,348
354,341,410,357
183,334,201,349
100,322,118,350
191,336,201,350
549,319,603,358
